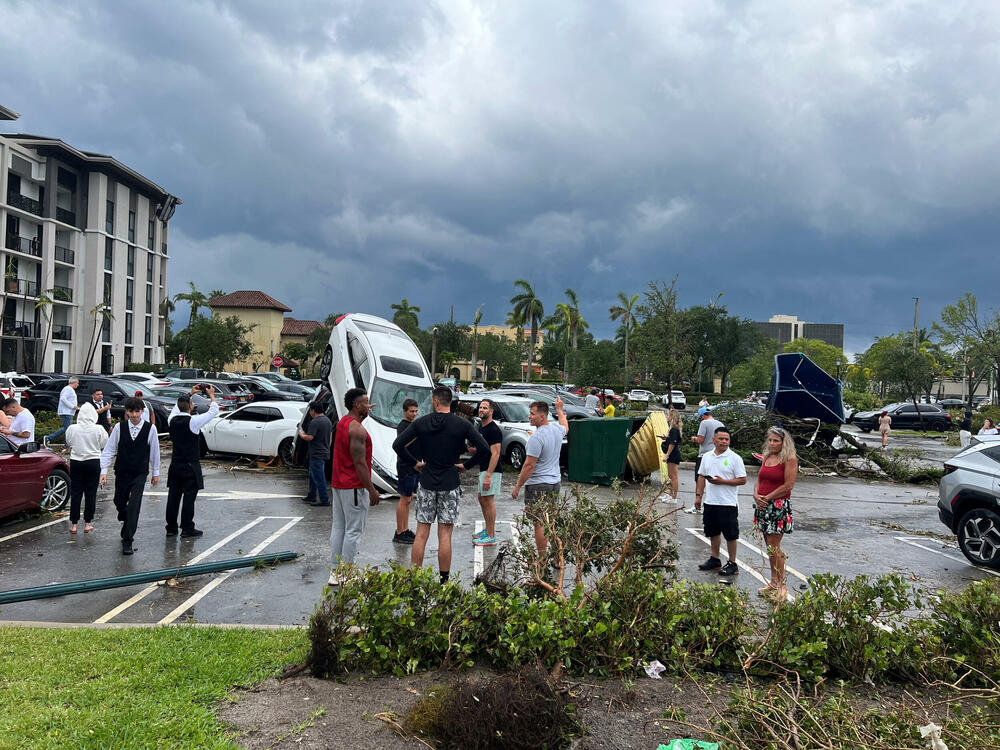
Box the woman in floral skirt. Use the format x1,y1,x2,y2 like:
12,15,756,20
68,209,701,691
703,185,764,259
753,426,799,600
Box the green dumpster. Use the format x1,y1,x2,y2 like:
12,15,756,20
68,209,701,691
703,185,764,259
567,418,633,485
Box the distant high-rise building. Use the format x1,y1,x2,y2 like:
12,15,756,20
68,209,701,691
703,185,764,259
1,120,180,373
753,314,844,350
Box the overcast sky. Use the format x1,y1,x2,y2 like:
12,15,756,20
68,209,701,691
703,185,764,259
2,0,998,356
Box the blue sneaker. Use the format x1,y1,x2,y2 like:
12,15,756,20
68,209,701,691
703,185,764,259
473,535,498,547
473,528,489,539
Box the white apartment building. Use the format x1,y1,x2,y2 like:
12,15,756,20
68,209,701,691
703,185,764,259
0,108,180,374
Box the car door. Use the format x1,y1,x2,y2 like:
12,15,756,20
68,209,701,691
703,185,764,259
0,436,31,515
893,405,916,429
257,406,286,455
210,406,265,455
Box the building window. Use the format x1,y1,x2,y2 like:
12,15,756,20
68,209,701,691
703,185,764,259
124,346,133,365
148,219,154,249
103,273,112,306
144,348,151,364
54,350,64,373
125,312,133,345
146,253,153,282
101,315,111,343
126,279,134,310
144,315,152,346
145,283,152,314
127,246,135,277
104,238,113,270
105,200,114,234
128,210,135,243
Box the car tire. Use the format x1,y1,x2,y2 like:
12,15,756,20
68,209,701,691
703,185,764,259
507,443,526,470
956,507,1000,569
41,468,70,512
319,345,334,380
278,437,296,466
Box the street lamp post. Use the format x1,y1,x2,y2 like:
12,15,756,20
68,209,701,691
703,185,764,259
431,326,438,378
696,356,704,393
836,358,842,380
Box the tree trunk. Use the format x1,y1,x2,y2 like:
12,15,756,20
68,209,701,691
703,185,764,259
910,393,926,434
526,315,536,382
84,318,101,373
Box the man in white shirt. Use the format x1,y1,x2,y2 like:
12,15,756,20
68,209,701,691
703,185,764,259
100,397,161,555
695,426,746,576
1,397,35,446
511,397,569,556
584,389,601,412
165,385,220,538
44,376,79,447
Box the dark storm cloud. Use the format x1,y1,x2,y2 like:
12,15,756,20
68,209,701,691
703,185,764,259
2,0,999,353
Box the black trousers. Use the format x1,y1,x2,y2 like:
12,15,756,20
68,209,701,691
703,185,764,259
166,464,200,532
69,458,101,524
113,472,147,542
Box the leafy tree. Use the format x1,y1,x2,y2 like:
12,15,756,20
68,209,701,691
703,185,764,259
869,333,937,430
934,292,1000,407
782,338,845,377
713,315,763,387
186,315,258,372
509,280,544,382
33,287,71,369
609,291,639,384
728,339,782,394
631,279,688,392
173,282,208,360
573,339,622,385
476,333,521,380
208,289,225,300
390,298,421,333
83,303,114,373
281,342,313,372
543,289,589,383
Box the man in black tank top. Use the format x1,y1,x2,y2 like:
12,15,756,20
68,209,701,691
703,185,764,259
166,385,220,538
99,397,161,555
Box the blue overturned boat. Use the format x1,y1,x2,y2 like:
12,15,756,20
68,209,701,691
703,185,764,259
766,353,845,424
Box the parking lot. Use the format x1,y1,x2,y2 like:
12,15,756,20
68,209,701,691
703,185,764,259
0,437,994,627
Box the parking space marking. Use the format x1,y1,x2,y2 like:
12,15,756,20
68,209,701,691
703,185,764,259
473,521,484,577
735,536,809,583
0,517,65,543
143,491,301,500
894,536,1000,578
157,517,302,625
683,528,794,601
94,516,295,624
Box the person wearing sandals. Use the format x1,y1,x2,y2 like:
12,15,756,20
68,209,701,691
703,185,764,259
64,402,109,534
660,409,683,503
878,410,892,450
753,426,798,600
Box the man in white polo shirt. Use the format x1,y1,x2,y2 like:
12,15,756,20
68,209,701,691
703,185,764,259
694,425,746,576
44,376,79,447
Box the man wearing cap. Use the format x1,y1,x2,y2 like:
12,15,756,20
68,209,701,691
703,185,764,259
691,406,724,500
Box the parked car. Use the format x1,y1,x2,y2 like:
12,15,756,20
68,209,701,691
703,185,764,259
467,382,486,394
113,372,173,387
853,402,954,432
316,313,434,493
626,389,654,403
938,435,1000,568
246,371,295,384
491,388,596,420
21,376,171,428
269,381,315,401
147,384,220,414
163,379,252,408
199,401,307,465
162,368,206,380
660,390,687,410
458,393,567,469
1,373,34,403
0,436,70,516
297,378,325,389
21,373,60,385
232,378,301,403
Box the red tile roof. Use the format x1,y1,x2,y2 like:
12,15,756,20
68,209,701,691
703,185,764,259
207,290,292,312
281,318,323,336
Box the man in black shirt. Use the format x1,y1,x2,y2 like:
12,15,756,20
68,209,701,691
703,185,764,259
463,399,503,546
88,389,113,434
393,385,488,582
298,402,333,507
392,398,421,544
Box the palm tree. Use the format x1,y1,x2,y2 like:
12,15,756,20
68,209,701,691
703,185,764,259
174,281,208,360
390,298,421,331
562,288,588,352
505,309,525,352
84,303,114,373
509,280,544,382
609,291,639,382
33,287,71,370
159,296,176,340
208,289,225,300
471,306,483,379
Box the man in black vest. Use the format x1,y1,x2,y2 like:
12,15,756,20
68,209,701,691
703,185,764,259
166,385,220,538
100,397,161,555
88,388,113,434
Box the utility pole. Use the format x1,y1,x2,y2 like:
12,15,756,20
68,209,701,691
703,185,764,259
912,297,919,351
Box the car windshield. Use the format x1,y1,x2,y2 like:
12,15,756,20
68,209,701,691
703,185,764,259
368,378,433,427
500,401,532,423
251,379,280,391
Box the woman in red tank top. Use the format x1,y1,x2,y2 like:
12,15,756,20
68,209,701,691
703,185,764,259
753,426,799,601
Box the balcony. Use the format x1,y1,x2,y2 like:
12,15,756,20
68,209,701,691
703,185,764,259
52,284,73,303
4,234,42,258
54,245,75,264
2,277,39,297
51,324,72,341
56,207,77,225
0,320,38,338
6,189,43,216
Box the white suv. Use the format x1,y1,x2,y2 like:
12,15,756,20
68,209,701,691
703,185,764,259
660,390,687,409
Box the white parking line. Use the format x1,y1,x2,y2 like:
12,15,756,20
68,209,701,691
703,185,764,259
473,521,484,577
0,517,65,543
93,516,294,624
684,528,794,601
736,536,809,583
157,517,301,625
895,536,1000,578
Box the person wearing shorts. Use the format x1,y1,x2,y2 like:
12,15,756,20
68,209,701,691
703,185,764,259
695,426,746,576
511,398,569,557
392,399,422,544
463,399,503,546
393,385,488,583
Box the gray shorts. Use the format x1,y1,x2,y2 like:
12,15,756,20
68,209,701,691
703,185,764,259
524,482,560,505
414,485,461,525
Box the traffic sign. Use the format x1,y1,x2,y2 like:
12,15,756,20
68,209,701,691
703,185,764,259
271,356,283,368
178,354,185,364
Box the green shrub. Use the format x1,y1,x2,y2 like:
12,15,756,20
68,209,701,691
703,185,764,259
842,388,884,411
972,404,1000,433
30,410,63,440
927,578,1000,683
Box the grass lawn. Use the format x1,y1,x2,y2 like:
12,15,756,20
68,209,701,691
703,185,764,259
0,626,307,749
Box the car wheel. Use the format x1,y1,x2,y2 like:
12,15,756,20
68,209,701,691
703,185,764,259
957,507,1000,569
932,421,948,432
860,427,872,433
278,437,296,466
319,345,334,380
508,443,526,470
41,468,70,512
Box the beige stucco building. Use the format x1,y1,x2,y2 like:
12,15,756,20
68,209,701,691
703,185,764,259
207,290,291,372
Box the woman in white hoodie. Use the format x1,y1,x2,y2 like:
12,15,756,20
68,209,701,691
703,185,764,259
65,402,109,533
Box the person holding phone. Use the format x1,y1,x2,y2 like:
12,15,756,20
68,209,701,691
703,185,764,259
659,409,683,503
165,384,220,538
695,426,746,576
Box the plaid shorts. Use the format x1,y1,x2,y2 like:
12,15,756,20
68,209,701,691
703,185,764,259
414,485,461,525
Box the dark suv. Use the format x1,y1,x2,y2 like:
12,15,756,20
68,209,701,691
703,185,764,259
21,376,171,428
852,402,954,432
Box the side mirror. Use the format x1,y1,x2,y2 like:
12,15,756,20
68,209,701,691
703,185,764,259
18,441,39,454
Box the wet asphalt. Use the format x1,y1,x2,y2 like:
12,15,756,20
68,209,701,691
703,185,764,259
0,434,994,627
